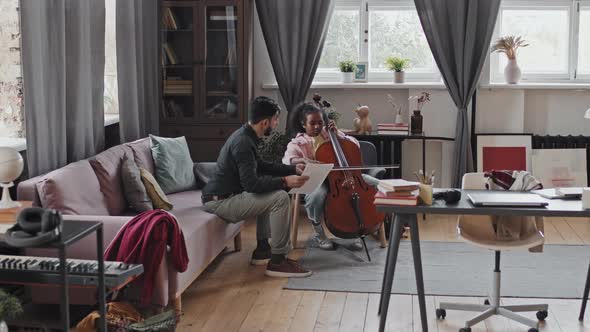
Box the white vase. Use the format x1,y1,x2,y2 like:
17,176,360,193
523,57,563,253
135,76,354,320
394,71,405,83
394,113,403,124
341,72,354,83
504,59,521,84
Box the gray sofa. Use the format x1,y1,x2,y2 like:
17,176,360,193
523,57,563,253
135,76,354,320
16,137,242,309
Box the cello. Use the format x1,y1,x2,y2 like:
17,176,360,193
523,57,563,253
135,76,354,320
314,108,386,260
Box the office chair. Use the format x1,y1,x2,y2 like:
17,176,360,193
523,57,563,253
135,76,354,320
290,141,388,248
436,172,548,332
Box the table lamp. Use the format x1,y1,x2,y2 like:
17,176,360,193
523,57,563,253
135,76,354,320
0,147,24,209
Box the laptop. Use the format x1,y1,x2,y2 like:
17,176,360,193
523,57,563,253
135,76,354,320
468,192,549,207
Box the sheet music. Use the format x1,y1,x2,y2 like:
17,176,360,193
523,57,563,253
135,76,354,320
289,163,334,194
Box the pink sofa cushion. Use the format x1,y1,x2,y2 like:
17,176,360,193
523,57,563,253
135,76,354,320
126,138,155,175
36,160,110,215
89,145,133,215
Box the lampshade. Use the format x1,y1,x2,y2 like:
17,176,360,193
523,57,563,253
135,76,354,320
0,147,24,209
586,108,590,119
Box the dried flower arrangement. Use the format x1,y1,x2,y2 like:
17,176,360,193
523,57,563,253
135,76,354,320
491,35,529,60
387,93,402,117
408,91,431,111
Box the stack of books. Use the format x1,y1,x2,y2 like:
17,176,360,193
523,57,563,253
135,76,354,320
374,179,420,206
164,79,192,95
377,123,409,135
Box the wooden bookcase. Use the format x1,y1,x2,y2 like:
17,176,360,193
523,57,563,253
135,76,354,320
159,0,252,162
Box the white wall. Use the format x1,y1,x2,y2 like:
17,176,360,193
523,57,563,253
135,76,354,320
251,10,590,187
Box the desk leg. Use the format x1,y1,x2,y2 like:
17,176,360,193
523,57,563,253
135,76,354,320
59,247,69,331
378,214,404,332
409,214,428,331
580,258,590,321
97,225,106,332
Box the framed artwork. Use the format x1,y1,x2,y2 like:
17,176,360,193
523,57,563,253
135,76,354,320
354,62,368,82
532,149,588,188
476,134,533,172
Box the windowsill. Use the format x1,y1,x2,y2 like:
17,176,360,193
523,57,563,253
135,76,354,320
104,113,120,126
261,82,447,90
0,114,121,152
0,137,26,152
480,82,590,90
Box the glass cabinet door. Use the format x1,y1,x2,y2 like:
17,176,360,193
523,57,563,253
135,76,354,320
160,3,197,123
201,4,240,122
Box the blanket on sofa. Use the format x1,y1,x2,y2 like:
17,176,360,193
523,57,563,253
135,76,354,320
104,209,189,305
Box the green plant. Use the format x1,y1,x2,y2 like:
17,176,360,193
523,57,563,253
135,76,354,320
257,131,291,164
0,289,22,321
385,57,410,72
338,60,356,73
491,35,529,60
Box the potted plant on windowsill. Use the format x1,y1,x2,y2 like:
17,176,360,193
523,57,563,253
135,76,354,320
385,56,410,83
491,35,529,84
338,60,356,83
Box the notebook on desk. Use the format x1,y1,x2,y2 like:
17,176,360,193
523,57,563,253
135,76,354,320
468,192,549,207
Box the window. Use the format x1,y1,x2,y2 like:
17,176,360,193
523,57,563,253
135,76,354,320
368,8,436,75
104,0,119,114
492,5,571,81
491,1,590,82
315,1,438,82
318,8,360,70
577,7,590,75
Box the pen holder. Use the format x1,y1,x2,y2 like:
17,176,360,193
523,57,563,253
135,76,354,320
583,188,590,210
419,183,433,205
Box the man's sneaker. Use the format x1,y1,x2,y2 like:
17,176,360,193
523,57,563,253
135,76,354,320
265,258,312,278
250,247,271,265
350,238,363,251
311,233,334,250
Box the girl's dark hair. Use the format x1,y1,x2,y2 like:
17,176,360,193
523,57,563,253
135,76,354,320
291,102,323,133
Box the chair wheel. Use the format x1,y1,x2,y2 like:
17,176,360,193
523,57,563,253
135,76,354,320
484,299,490,305
528,328,539,332
459,328,471,332
435,308,446,319
536,310,548,321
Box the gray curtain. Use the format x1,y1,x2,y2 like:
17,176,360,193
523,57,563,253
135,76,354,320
21,0,106,177
256,0,334,135
414,0,500,187
116,0,159,142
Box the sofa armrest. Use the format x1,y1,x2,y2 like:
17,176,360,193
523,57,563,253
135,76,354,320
17,174,46,206
26,215,135,260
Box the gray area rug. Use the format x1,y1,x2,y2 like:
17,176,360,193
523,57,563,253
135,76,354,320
286,239,589,299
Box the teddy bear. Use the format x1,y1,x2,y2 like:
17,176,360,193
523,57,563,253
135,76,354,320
353,105,372,135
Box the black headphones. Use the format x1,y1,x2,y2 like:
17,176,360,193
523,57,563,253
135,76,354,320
5,207,63,248
433,189,462,204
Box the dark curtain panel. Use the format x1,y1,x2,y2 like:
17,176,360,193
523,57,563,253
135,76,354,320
414,0,501,187
21,0,106,177
116,0,159,142
255,0,334,135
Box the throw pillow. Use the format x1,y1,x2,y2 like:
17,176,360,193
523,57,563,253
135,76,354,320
149,135,196,194
140,168,173,210
121,154,153,212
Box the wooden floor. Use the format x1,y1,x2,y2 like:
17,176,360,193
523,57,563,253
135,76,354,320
176,214,590,332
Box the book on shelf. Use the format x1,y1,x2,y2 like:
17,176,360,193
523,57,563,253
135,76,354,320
378,179,420,192
210,15,238,21
163,43,179,65
374,191,419,206
162,8,179,30
164,79,192,85
377,130,409,135
378,123,409,128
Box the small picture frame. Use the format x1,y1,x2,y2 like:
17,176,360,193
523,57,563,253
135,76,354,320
354,62,368,82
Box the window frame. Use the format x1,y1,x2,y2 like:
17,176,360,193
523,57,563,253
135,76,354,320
314,0,441,83
490,0,590,83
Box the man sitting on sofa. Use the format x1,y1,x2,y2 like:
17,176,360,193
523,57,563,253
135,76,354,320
202,96,312,278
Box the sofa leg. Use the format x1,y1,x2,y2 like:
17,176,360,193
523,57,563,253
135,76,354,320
234,232,242,252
